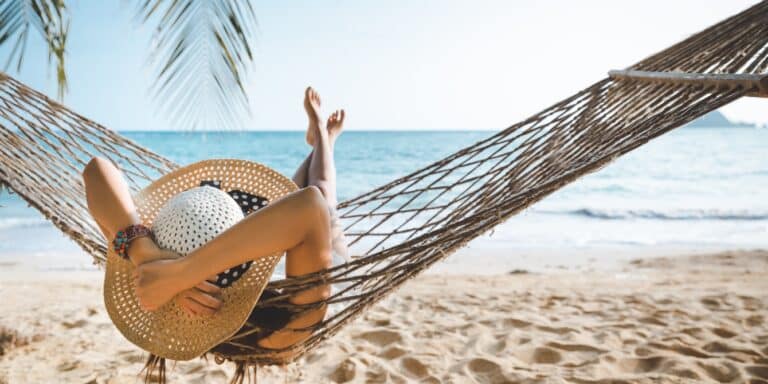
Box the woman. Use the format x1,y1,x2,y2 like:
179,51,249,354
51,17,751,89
82,87,343,350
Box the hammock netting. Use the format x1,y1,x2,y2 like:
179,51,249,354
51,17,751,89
1,0,766,367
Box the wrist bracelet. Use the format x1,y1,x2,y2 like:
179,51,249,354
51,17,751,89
113,224,153,260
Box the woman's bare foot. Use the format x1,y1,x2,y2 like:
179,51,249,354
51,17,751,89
326,109,345,145
304,87,324,146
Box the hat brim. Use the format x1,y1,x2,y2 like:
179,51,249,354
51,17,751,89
104,159,298,360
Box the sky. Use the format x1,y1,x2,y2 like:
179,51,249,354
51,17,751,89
2,0,765,131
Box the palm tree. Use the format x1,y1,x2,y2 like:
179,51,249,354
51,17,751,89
0,0,257,129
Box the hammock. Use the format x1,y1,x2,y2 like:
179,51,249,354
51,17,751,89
1,1,767,368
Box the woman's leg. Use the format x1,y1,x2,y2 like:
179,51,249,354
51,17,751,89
293,86,322,188
260,87,346,348
292,86,345,189
291,151,312,188
293,86,345,200
306,110,341,207
287,86,343,278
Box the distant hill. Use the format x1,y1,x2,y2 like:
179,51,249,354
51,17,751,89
687,110,756,128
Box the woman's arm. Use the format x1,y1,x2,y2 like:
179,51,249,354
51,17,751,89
81,157,157,262
82,157,222,316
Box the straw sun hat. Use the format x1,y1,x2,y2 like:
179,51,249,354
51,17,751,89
103,159,297,361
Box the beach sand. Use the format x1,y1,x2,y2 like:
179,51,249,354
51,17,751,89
1,249,766,383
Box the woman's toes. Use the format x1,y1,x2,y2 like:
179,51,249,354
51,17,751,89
310,89,320,105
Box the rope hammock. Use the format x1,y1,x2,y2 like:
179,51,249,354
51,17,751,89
1,0,767,369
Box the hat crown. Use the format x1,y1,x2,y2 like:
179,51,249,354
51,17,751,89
152,186,244,255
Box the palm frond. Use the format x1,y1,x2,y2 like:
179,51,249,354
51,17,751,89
137,0,257,129
0,0,69,99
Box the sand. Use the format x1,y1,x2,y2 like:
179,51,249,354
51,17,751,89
1,249,767,383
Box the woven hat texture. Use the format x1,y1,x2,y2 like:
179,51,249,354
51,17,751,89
103,159,297,360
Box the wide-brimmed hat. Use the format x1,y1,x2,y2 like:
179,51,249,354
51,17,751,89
103,159,297,360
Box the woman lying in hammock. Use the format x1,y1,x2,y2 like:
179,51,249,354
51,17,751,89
82,87,343,350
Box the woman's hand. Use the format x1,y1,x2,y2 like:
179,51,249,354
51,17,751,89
131,238,223,315
175,277,223,317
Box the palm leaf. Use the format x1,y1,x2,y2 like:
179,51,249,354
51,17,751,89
136,0,257,129
0,0,69,99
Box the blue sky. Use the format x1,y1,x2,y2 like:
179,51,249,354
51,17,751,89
2,0,765,131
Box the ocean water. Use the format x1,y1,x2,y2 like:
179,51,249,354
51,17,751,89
1,128,766,272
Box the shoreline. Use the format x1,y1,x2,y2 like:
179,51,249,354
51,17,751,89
1,243,761,278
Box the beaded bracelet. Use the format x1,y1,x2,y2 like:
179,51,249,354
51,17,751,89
112,224,153,260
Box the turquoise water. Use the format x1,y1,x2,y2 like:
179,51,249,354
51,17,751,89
1,128,767,271
121,130,492,201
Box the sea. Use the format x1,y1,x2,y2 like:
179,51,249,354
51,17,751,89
1,128,767,274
